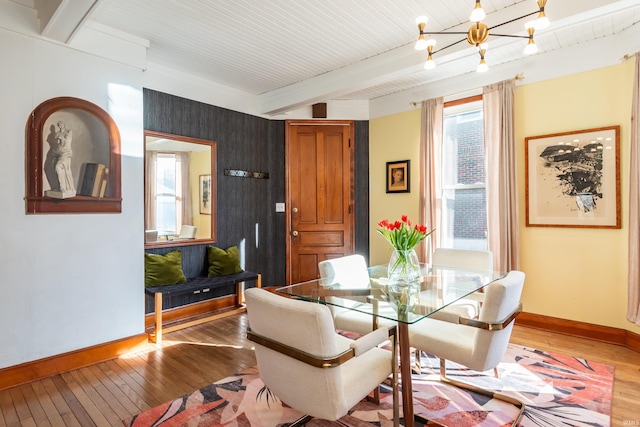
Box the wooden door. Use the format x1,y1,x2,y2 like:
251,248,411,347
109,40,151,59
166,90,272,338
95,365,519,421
286,121,354,284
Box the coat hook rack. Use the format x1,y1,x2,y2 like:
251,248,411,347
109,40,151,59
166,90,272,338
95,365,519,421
224,169,269,179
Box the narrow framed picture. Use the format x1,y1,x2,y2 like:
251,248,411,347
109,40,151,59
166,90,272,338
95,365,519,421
525,125,620,228
386,160,410,193
199,174,212,215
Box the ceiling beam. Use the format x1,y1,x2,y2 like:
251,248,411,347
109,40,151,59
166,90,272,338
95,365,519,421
35,0,101,43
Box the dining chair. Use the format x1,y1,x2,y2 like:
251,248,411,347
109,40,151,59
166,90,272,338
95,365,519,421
245,287,399,426
409,270,526,427
430,248,493,322
177,224,198,239
318,254,396,334
431,248,493,272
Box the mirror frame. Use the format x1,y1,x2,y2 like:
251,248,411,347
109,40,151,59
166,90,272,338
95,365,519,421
144,130,217,248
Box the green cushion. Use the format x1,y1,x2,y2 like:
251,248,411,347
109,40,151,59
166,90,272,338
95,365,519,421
208,245,243,277
144,250,187,287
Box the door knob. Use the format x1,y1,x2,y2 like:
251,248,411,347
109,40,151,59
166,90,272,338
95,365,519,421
292,207,298,213
292,230,299,237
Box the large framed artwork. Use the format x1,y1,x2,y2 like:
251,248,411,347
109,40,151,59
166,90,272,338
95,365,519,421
525,125,620,228
386,160,410,193
25,97,122,214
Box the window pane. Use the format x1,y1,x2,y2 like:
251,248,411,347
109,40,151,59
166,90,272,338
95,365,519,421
156,194,177,232
155,154,179,234
441,107,487,250
443,109,485,186
442,188,487,249
156,154,176,197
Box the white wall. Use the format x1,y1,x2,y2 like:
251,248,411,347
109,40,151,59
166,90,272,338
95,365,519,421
0,2,369,369
0,28,145,368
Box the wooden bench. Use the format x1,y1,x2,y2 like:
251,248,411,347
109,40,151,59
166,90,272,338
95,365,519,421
145,271,261,343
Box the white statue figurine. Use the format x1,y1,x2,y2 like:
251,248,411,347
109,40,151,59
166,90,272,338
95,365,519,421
46,120,76,198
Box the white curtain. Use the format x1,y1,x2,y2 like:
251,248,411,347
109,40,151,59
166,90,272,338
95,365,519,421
628,52,640,325
177,152,193,228
144,151,157,230
483,79,520,271
418,98,444,264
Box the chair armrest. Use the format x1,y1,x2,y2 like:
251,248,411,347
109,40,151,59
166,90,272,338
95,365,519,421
248,325,397,368
464,291,486,303
428,292,485,323
248,328,355,368
458,303,522,331
349,327,394,357
429,310,461,324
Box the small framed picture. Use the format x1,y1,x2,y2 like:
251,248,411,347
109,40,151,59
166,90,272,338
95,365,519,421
199,174,212,215
386,160,410,193
525,125,620,228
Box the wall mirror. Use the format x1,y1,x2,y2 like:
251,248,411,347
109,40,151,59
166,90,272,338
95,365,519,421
144,130,217,247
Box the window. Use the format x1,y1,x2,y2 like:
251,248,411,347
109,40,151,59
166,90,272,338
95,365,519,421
153,153,186,235
441,99,487,250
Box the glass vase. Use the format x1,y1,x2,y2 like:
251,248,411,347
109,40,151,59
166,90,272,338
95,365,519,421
388,281,420,319
388,249,420,283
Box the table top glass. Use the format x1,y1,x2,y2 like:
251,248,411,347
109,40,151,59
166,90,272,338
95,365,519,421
276,264,506,324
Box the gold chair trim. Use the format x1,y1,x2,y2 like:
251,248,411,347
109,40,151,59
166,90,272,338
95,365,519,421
247,327,397,369
458,303,522,331
247,328,355,368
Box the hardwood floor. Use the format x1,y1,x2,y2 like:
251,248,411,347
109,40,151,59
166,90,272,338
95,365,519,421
0,314,638,426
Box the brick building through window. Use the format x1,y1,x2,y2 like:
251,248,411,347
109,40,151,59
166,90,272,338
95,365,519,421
441,104,487,249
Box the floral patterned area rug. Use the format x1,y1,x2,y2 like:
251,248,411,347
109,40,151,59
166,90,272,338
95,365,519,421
123,344,613,427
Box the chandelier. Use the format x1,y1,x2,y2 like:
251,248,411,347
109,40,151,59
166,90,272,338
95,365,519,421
414,0,550,72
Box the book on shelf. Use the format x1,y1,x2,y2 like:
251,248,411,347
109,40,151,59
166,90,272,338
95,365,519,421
98,167,109,198
90,164,106,197
78,163,105,196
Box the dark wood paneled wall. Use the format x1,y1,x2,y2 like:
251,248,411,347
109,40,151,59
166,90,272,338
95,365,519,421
144,89,369,286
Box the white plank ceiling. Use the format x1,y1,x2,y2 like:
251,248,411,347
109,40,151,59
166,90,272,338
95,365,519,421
7,0,640,116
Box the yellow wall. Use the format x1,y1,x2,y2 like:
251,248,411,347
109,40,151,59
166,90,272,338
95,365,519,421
190,150,212,239
369,109,422,265
370,60,640,333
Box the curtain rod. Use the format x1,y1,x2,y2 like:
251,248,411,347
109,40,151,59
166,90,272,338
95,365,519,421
410,73,525,107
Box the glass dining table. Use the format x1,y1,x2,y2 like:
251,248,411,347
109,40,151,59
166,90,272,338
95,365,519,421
276,263,506,427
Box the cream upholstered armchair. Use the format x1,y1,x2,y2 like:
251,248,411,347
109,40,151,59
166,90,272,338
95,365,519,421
318,254,370,286
431,248,493,272
409,270,526,426
245,287,398,426
177,224,198,239
429,248,493,322
318,254,396,334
